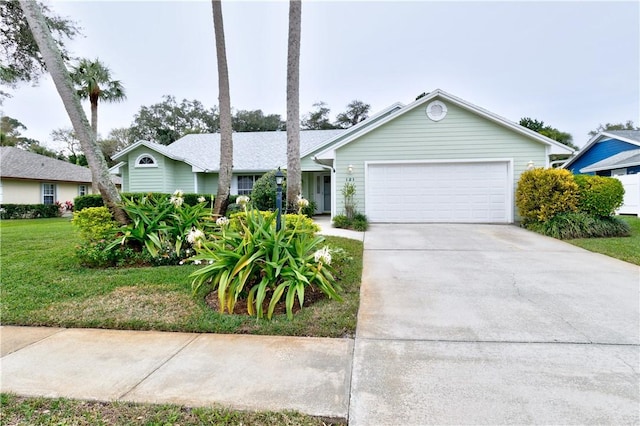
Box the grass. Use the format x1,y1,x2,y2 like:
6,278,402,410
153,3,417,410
567,216,640,265
0,393,345,426
0,218,363,337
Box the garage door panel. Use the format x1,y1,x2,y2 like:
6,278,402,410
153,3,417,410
367,162,509,223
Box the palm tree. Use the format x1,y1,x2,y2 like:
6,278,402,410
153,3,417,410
19,0,127,224
211,0,233,217
70,58,126,139
286,0,302,211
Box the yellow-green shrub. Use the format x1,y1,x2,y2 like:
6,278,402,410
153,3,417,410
516,168,579,223
574,174,624,217
72,206,118,242
229,211,320,233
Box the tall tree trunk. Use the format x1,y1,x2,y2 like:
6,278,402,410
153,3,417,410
90,96,99,192
19,0,127,224
212,0,232,217
90,95,99,139
286,0,302,211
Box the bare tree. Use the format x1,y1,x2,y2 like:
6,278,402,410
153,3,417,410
286,0,302,211
19,0,126,224
211,0,233,217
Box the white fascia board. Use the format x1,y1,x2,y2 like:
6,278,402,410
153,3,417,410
581,161,640,173
300,102,405,158
109,161,126,174
599,132,640,147
315,88,573,159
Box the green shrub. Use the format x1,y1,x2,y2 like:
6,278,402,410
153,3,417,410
0,204,59,219
332,213,368,231
301,199,317,217
251,169,287,211
190,207,341,320
574,174,625,217
516,168,579,223
526,211,631,239
75,239,146,268
72,207,118,243
352,213,369,231
74,195,104,211
332,214,350,229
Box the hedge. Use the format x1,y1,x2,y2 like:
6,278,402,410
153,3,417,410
0,204,60,219
74,192,234,212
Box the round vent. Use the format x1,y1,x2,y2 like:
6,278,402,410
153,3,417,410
426,100,447,122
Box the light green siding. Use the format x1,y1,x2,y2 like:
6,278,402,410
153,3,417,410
334,101,546,219
172,161,195,192
126,147,167,192
200,174,219,194
121,167,129,192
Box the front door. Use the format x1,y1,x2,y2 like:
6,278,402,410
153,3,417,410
323,175,331,212
315,173,332,213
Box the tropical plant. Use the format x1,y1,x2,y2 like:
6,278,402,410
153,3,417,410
107,191,211,262
70,58,126,140
190,200,341,320
19,1,126,224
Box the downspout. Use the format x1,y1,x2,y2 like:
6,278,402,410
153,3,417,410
313,156,335,217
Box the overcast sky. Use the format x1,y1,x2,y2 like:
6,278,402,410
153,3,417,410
3,0,639,151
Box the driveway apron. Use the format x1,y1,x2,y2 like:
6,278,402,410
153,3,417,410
349,224,640,425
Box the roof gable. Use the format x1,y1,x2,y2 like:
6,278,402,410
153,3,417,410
580,148,640,173
563,131,640,170
314,89,574,160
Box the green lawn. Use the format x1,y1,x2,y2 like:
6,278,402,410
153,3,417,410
0,393,344,426
0,218,363,337
567,216,640,265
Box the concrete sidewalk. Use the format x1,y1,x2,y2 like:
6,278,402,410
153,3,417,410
0,326,353,420
314,216,365,241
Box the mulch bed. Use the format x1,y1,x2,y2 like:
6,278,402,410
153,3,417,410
205,287,327,316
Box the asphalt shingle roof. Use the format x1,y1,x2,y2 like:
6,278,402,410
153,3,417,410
604,130,640,143
581,148,640,172
162,130,344,171
1,147,122,184
1,146,93,182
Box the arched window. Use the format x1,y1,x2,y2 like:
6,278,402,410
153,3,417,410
135,154,157,168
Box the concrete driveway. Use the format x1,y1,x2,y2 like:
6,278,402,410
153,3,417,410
349,224,639,425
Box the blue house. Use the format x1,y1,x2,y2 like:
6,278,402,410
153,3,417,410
563,130,640,176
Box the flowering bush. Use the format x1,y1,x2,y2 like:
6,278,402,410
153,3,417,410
190,197,341,320
106,190,212,264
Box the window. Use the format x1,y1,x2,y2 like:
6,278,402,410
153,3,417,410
42,183,56,205
135,154,157,167
78,185,87,196
237,175,261,195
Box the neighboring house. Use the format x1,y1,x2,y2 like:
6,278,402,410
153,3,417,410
563,130,640,216
111,89,573,223
563,130,640,176
0,146,120,205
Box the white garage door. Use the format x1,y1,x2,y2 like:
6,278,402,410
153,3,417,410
366,161,510,223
